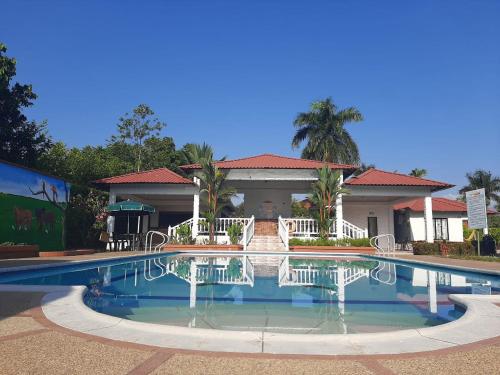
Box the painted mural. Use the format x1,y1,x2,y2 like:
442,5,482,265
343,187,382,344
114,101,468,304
0,161,70,250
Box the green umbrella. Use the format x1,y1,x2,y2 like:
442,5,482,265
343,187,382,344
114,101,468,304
106,200,155,214
106,200,155,237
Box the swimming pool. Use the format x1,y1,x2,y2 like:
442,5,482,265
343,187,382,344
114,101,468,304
1,253,499,334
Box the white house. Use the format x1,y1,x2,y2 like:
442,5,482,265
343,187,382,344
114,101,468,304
96,153,457,249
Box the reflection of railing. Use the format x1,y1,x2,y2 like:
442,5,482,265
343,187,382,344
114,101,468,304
244,256,254,286
242,215,255,251
278,216,289,251
370,261,397,285
370,234,395,255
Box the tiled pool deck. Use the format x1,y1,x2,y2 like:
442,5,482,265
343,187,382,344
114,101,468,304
0,251,499,374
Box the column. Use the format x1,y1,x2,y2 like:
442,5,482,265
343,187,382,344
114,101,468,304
192,177,200,240
107,192,116,234
424,195,434,243
335,172,344,239
189,261,197,309
337,266,345,316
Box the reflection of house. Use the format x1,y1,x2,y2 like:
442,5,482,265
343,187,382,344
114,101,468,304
96,153,463,247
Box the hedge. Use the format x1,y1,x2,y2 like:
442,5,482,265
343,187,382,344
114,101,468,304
289,237,371,247
412,241,476,256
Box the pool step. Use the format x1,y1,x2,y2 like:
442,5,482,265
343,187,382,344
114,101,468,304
247,235,286,251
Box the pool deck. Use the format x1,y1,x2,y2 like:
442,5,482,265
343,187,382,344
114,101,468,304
0,251,499,374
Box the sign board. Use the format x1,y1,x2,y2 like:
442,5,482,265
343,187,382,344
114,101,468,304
465,188,488,229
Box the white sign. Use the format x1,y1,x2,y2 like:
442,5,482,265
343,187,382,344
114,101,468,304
466,188,488,229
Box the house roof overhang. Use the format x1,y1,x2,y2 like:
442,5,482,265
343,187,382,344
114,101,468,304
93,168,194,190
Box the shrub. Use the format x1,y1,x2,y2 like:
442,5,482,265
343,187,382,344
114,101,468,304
412,242,440,255
227,223,243,245
288,237,371,247
479,235,497,256
176,224,193,245
488,228,500,247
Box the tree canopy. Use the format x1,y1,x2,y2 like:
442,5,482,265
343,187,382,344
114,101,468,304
292,97,363,164
0,43,51,166
459,169,500,207
409,168,427,178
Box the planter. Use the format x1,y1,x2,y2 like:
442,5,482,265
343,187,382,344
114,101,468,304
39,249,96,257
289,246,375,254
0,245,39,259
163,244,243,252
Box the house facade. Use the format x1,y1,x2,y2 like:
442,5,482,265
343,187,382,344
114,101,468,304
96,153,462,248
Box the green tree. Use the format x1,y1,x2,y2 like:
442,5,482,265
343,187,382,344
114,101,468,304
459,170,500,207
409,168,427,178
141,136,183,171
310,166,349,239
352,162,376,176
0,43,51,166
180,142,218,165
292,98,363,164
111,104,166,172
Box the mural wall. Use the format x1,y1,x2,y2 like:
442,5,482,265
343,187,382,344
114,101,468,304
0,161,71,250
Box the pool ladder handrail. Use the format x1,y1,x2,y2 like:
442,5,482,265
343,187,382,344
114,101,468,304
144,230,169,253
370,234,395,256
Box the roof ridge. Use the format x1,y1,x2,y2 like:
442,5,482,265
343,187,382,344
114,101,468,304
95,167,191,184
371,168,452,186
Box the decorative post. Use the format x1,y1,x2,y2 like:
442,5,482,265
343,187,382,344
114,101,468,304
336,172,344,239
107,192,116,234
424,195,434,243
192,177,200,241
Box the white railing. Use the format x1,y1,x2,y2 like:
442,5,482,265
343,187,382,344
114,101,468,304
370,234,396,255
242,215,255,250
278,216,289,251
244,256,255,286
370,261,397,285
168,217,251,239
282,218,366,240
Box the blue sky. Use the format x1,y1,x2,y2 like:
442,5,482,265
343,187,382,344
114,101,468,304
2,0,499,197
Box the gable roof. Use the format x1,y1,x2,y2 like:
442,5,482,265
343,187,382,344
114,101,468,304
180,153,356,170
393,197,496,214
94,168,193,185
344,169,453,191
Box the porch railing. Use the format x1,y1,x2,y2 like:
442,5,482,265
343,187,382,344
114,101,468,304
278,216,289,251
242,215,255,250
282,218,367,240
168,217,252,241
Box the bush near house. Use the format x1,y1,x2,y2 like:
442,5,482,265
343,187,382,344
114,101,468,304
289,237,371,247
412,241,477,256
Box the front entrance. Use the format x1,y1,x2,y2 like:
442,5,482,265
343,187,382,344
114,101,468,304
367,216,378,237
254,219,278,235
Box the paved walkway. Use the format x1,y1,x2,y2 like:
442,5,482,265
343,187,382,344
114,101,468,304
396,254,500,272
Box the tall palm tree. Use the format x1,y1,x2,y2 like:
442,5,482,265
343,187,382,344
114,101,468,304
409,168,427,178
310,166,349,239
181,142,215,165
459,170,500,207
292,98,364,164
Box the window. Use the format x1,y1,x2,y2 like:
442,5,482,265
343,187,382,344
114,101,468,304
433,218,449,240
367,217,378,237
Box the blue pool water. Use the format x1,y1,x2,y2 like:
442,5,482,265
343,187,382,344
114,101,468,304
1,253,499,334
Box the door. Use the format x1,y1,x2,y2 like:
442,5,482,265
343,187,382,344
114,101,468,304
368,216,378,237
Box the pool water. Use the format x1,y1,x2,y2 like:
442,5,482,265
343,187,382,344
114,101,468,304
2,253,499,334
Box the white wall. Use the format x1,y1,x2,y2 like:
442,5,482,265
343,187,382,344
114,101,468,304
243,189,292,219
402,212,465,242
343,203,394,236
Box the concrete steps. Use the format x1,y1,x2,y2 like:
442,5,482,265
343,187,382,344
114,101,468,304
247,235,286,265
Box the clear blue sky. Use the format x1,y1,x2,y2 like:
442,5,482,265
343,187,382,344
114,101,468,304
2,0,499,197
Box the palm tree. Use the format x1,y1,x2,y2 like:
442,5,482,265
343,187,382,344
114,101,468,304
459,170,500,207
310,166,349,239
292,98,364,164
181,142,215,165
409,168,427,178
198,155,236,243
352,162,376,176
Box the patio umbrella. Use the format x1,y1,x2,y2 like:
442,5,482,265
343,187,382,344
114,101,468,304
106,200,155,234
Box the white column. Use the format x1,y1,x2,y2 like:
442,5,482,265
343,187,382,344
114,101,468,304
107,192,116,234
192,177,200,240
424,195,434,243
388,205,394,237
428,270,437,314
335,172,344,239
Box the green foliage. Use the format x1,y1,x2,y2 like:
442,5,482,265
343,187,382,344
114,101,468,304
227,258,243,279
227,223,243,245
291,97,364,164
409,168,427,178
289,237,371,247
174,259,191,279
291,199,311,218
0,43,52,166
175,224,193,245
412,241,476,256
459,169,500,207
488,227,500,244
412,242,440,255
489,216,500,228
110,104,166,172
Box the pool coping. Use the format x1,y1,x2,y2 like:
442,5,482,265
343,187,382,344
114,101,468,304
0,283,499,355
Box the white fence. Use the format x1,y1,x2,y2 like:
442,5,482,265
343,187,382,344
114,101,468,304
278,216,289,251
281,218,367,240
168,217,251,243
242,216,255,250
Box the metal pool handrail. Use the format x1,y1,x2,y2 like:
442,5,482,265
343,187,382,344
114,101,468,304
370,234,395,255
145,231,169,253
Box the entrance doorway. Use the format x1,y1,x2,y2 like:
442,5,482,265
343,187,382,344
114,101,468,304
367,216,378,237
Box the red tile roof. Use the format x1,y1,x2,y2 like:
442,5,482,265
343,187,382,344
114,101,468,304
94,168,193,185
344,169,453,191
393,197,496,214
180,153,356,170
